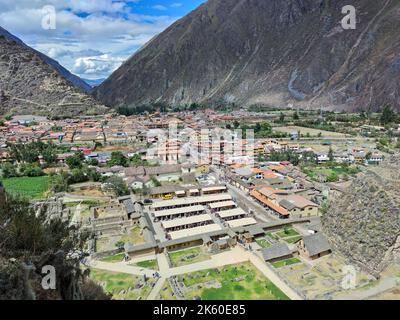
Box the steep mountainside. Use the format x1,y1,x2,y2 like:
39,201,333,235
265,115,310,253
94,0,400,111
0,26,108,117
323,155,400,277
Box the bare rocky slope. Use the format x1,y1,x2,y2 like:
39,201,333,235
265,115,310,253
0,26,108,117
94,0,400,111
322,155,400,277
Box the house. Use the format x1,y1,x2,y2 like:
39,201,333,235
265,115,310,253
316,153,329,164
149,185,180,199
261,243,293,263
126,175,152,190
146,164,182,182
297,233,331,260
368,152,384,165
278,194,319,218
250,187,290,219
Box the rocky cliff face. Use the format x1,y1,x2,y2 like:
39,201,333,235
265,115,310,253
0,26,108,117
322,155,400,277
94,0,400,111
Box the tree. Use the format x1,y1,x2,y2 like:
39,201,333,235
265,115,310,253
49,172,70,193
104,176,129,196
279,112,285,123
20,163,43,177
326,172,339,182
293,111,299,120
233,120,240,129
0,193,109,300
328,147,334,162
151,176,162,187
1,162,18,178
107,151,128,167
66,151,85,169
380,105,395,125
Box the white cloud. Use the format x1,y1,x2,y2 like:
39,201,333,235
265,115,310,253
73,54,125,78
0,1,179,79
152,5,167,11
170,3,183,8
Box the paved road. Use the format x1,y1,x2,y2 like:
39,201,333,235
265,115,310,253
147,277,166,300
88,259,156,278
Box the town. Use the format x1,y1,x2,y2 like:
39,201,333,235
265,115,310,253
1,105,399,300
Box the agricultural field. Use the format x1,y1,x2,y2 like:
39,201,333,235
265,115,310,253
177,262,289,300
274,126,351,138
301,165,360,182
89,269,155,300
1,176,50,199
168,247,211,268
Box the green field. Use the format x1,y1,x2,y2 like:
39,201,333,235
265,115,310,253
301,165,360,182
134,259,158,270
89,269,154,300
179,262,289,300
272,258,301,268
276,228,300,238
100,253,125,263
284,236,302,244
256,238,272,248
169,247,210,267
1,176,50,199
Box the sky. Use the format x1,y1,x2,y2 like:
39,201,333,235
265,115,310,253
0,0,205,81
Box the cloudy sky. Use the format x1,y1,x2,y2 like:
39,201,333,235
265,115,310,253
0,0,205,81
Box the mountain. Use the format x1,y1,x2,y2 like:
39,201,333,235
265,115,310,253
323,155,400,277
83,78,106,88
0,26,108,117
94,0,400,111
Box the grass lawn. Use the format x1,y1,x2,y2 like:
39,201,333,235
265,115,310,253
276,228,300,238
256,238,272,248
180,262,289,300
272,258,301,268
266,232,279,240
284,236,302,244
1,176,50,199
134,259,158,270
100,253,125,263
169,247,210,268
89,269,154,300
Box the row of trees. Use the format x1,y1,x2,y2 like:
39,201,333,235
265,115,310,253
7,141,60,165
0,162,43,178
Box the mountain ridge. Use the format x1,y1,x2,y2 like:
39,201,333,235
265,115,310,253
0,26,108,117
94,0,400,112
